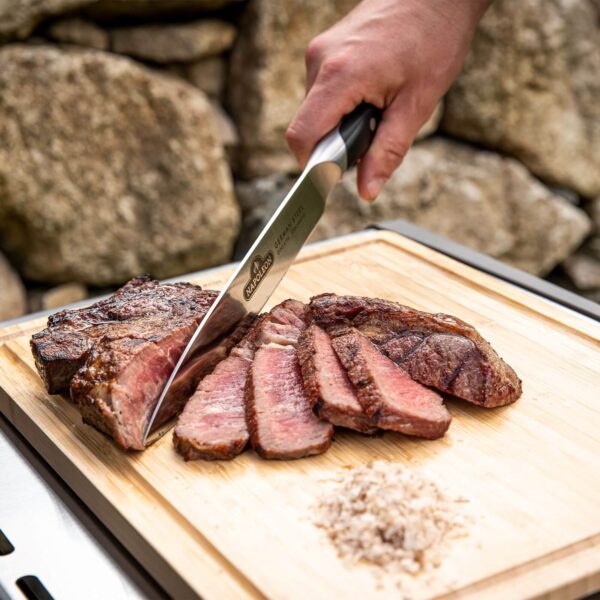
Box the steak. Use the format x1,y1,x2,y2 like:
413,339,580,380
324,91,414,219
297,324,376,434
173,355,252,461
244,300,333,459
309,294,522,408
31,276,221,450
174,300,333,461
173,316,260,461
246,346,333,459
31,276,216,394
332,331,452,439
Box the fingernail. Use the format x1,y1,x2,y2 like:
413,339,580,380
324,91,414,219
366,177,385,201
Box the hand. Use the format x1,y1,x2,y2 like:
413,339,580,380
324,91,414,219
286,0,491,201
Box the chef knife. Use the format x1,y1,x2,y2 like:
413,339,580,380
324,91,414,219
143,102,381,444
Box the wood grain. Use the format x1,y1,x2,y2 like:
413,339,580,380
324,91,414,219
1,230,599,600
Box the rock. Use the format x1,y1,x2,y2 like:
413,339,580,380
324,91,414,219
235,139,591,276
443,0,600,198
562,249,600,291
45,17,108,50
229,0,360,178
415,101,443,141
234,175,294,257
184,56,226,98
210,101,239,161
29,282,89,312
588,197,600,231
86,0,241,19
111,20,236,64
0,0,91,40
0,0,241,41
0,252,27,321
0,45,239,286
42,282,89,310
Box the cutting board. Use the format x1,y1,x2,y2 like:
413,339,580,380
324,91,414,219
1,230,599,600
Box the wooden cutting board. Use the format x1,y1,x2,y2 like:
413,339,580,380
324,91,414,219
1,230,599,600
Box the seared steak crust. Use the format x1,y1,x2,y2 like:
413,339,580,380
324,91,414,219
332,331,451,439
31,276,219,450
309,294,522,408
297,324,376,434
31,276,216,394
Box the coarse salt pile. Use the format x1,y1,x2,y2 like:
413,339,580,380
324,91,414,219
316,461,469,576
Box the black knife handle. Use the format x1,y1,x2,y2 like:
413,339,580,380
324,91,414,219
338,103,382,168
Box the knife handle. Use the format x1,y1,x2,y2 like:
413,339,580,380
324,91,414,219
338,103,382,168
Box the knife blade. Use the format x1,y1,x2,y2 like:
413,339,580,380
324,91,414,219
143,102,381,444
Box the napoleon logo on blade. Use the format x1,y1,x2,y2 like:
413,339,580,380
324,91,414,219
244,251,275,301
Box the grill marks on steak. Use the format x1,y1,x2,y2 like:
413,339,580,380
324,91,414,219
297,324,376,434
32,276,220,450
310,294,522,408
31,276,216,394
332,331,451,439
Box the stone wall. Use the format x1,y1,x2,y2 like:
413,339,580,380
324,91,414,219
0,0,598,319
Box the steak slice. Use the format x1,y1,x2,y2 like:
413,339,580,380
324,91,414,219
173,299,322,461
332,331,451,439
297,324,376,433
246,345,333,459
31,276,216,394
173,355,252,461
244,299,333,459
173,316,260,461
309,294,522,408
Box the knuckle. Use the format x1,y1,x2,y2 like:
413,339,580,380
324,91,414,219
285,124,303,151
305,37,325,65
382,139,409,166
319,53,351,81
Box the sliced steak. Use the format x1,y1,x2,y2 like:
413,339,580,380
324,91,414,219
253,299,308,347
31,276,216,394
297,324,376,434
32,276,221,450
173,316,260,461
156,314,257,428
246,345,333,459
173,299,320,461
332,331,451,439
310,294,522,408
174,355,252,461
244,299,333,459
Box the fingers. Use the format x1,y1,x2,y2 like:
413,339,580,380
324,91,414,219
356,92,424,201
286,54,363,168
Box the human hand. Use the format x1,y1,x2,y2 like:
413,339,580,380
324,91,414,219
286,0,491,201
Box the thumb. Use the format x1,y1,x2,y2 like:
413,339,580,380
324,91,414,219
356,93,424,202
